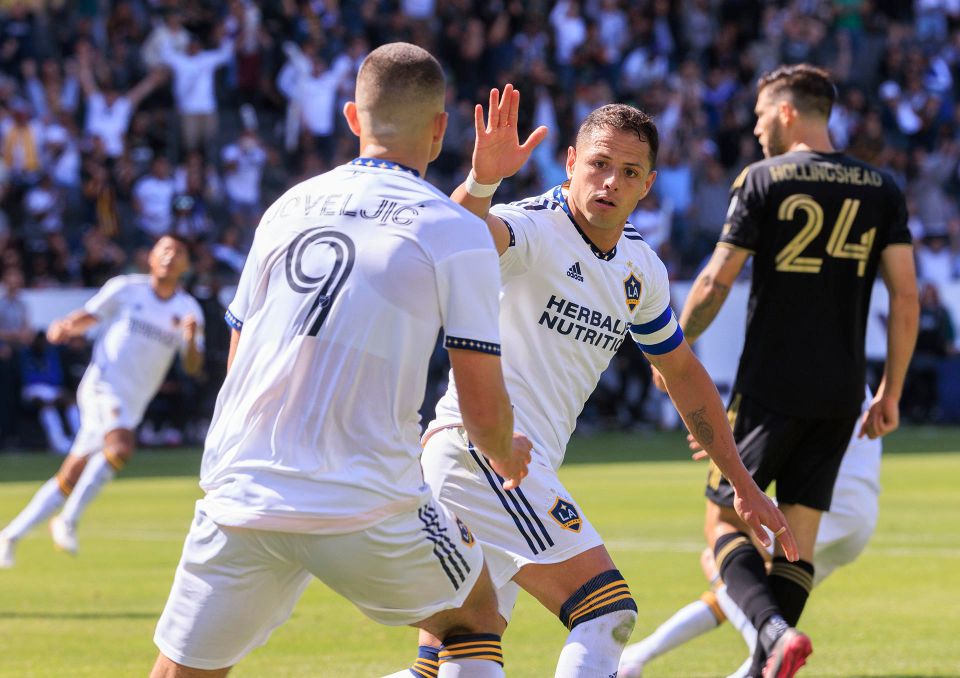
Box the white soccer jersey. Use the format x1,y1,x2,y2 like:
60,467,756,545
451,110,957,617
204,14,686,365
200,158,502,534
82,274,204,421
431,185,683,469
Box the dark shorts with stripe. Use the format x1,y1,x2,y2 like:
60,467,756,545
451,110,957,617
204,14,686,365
705,393,858,511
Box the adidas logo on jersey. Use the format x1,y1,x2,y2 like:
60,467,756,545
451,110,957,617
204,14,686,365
566,261,584,282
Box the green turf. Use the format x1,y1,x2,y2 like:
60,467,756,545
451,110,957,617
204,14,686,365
0,427,958,676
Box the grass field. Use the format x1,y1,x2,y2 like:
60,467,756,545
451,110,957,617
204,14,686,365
1,426,958,677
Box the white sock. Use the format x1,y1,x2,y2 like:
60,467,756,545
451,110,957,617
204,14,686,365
437,659,503,677
378,671,418,678
1,478,68,541
619,599,719,676
715,585,758,653
555,609,637,678
59,452,116,525
39,406,71,454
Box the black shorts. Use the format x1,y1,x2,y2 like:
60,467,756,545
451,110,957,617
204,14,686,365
704,393,858,512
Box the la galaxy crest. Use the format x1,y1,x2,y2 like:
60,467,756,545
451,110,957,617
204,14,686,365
456,517,476,546
623,272,642,313
549,497,582,532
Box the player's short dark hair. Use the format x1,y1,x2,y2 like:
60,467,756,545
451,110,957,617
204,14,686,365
575,104,659,168
356,42,445,110
758,64,836,119
159,232,191,253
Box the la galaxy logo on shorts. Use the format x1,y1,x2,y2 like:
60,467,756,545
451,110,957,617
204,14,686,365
456,517,475,546
549,497,582,532
623,272,642,313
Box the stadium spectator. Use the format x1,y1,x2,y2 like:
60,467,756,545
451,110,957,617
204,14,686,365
132,155,176,242
160,23,235,156
905,281,958,421
220,128,266,233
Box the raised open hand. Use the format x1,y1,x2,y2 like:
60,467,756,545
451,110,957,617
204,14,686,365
471,83,549,185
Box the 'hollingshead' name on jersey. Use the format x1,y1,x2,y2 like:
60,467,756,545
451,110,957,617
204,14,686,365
431,185,684,471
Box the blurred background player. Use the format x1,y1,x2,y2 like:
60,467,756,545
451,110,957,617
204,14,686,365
390,88,794,678
620,389,882,678
662,64,919,677
151,43,530,678
0,234,203,567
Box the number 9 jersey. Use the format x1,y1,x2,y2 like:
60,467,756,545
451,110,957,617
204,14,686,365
719,150,912,418
199,159,503,535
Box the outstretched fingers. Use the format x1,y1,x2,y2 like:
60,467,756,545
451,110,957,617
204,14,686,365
488,87,500,130
520,125,550,153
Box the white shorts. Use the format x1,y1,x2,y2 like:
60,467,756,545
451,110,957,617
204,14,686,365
421,427,603,621
154,499,483,670
69,375,142,458
814,475,878,585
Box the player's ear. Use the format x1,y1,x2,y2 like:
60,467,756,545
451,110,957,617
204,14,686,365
641,170,657,198
778,99,796,126
432,110,448,145
343,101,361,137
565,146,576,179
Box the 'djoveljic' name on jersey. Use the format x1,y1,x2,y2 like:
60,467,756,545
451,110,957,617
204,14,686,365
768,162,883,186
128,316,180,348
538,295,629,352
261,192,420,226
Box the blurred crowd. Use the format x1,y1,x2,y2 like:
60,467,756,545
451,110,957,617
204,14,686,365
1,0,960,452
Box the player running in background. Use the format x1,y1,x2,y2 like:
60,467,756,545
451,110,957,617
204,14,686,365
388,86,795,678
0,234,203,566
151,43,530,678
652,64,918,677
620,390,882,678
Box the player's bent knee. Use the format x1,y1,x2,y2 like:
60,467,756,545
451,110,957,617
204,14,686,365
558,569,637,636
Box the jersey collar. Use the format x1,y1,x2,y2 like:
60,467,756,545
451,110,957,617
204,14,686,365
350,157,421,177
553,184,617,261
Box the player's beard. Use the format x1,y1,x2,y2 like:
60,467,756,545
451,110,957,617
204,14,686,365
765,118,788,157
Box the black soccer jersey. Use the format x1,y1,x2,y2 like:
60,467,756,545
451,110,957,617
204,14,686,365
720,150,912,418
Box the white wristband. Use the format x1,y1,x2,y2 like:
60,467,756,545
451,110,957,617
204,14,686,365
464,171,502,198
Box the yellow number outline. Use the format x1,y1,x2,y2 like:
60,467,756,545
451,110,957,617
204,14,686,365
775,195,876,277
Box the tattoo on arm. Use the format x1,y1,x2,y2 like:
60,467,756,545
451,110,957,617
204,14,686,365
683,275,731,342
687,406,714,447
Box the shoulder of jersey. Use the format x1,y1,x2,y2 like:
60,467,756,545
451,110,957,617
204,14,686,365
506,186,563,213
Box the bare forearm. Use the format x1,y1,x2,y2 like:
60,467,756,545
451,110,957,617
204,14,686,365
59,311,98,337
679,273,731,344
881,293,920,400
461,400,513,463
653,347,754,491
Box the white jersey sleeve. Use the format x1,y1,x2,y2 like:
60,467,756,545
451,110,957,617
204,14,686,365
225,241,260,332
84,275,133,321
628,255,684,355
438,247,501,353
490,202,548,276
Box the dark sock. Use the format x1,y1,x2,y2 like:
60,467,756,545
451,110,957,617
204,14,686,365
410,644,440,678
714,532,782,633
769,556,815,626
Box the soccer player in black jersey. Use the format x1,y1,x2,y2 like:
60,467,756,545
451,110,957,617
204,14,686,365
672,64,919,677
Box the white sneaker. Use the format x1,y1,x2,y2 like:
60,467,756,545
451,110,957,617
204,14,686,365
0,536,15,568
49,515,78,555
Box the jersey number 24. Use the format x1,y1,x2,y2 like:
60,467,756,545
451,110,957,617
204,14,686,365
775,195,876,277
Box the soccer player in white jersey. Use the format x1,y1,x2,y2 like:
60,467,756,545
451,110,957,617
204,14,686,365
151,43,531,678
389,88,796,678
619,390,882,678
0,234,203,567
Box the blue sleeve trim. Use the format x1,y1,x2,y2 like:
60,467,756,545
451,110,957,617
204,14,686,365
636,324,684,355
444,335,501,356
224,309,243,331
631,306,673,335
500,217,516,248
